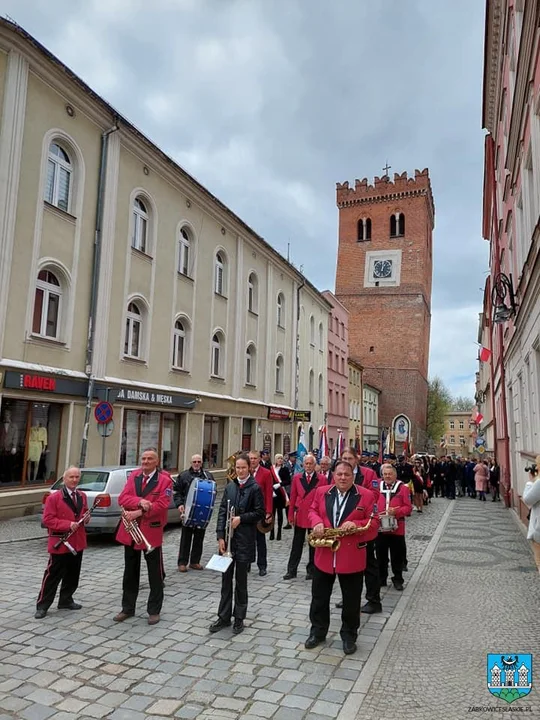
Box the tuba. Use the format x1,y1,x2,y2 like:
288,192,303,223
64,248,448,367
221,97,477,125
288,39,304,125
308,516,374,553
226,453,239,482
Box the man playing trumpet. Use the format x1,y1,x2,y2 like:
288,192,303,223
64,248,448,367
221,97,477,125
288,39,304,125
305,460,380,655
113,448,173,626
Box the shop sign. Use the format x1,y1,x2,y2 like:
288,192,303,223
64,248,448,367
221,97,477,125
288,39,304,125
3,371,88,397
113,386,196,409
293,410,311,422
267,406,293,421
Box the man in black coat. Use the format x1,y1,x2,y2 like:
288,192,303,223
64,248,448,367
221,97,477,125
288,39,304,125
443,456,457,499
173,454,215,572
209,453,265,635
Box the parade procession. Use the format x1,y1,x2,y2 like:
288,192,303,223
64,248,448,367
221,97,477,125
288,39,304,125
1,1,540,719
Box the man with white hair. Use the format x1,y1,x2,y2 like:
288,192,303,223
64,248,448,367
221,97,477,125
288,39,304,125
35,466,89,619
319,456,333,483
377,463,412,591
173,454,215,572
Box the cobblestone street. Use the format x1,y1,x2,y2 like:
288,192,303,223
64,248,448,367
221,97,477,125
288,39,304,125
0,497,538,719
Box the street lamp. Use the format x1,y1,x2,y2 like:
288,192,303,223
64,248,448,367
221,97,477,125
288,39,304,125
491,272,517,324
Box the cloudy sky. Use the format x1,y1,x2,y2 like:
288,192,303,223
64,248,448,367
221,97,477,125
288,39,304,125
2,0,488,398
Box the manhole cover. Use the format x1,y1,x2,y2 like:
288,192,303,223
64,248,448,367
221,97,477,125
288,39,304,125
411,535,432,541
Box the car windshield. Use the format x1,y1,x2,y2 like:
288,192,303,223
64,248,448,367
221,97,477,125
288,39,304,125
52,471,110,492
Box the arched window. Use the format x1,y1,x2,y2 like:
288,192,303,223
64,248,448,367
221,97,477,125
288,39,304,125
310,315,315,345
318,322,324,350
45,143,72,212
275,355,284,393
215,252,225,295
309,369,314,404
178,227,193,277
124,301,143,358
277,293,285,328
172,319,187,369
318,373,324,406
357,218,372,241
246,344,256,385
132,197,149,253
32,269,62,338
390,212,405,237
211,332,224,377
248,272,258,313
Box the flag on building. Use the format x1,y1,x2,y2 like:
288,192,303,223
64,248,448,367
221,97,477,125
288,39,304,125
295,425,307,473
473,411,484,426
318,425,329,461
440,436,447,448
479,346,492,363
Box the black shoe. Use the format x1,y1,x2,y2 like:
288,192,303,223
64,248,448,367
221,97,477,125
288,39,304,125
335,600,343,609
259,569,267,577
392,578,404,591
403,563,408,572
269,533,275,540
283,572,297,580
361,602,382,614
247,565,251,573
380,579,388,587
343,639,357,655
305,573,314,581
58,602,82,610
276,532,282,541
209,618,231,633
283,524,292,529
34,608,47,619
305,634,324,649
232,619,244,635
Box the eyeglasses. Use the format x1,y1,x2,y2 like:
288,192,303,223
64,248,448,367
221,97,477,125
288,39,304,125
192,460,202,464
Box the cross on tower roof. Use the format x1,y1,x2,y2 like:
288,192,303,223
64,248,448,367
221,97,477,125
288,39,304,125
383,162,391,179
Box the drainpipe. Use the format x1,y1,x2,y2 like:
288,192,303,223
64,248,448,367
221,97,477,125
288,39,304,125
79,120,119,467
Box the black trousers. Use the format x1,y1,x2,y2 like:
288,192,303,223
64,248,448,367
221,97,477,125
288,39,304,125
256,530,267,571
310,567,363,641
217,559,249,622
287,526,315,576
271,499,284,538
376,534,406,584
364,539,381,604
445,478,456,499
121,544,164,615
36,551,83,610
177,526,206,565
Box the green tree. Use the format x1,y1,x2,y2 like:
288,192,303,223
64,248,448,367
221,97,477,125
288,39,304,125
427,377,452,449
451,396,474,411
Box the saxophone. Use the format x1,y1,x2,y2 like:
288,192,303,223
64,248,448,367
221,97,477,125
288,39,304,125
308,515,374,553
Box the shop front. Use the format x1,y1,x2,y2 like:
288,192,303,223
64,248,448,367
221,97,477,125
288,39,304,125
0,369,88,489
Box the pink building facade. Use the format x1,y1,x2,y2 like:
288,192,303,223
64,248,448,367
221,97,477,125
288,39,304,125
322,291,349,452
481,0,540,517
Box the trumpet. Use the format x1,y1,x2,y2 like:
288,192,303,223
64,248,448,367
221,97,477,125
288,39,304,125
223,500,235,558
308,516,374,553
121,508,154,554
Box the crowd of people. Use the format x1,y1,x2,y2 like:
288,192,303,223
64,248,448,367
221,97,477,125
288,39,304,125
35,445,538,657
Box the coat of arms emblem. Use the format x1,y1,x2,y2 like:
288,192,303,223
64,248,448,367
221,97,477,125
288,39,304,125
487,654,532,703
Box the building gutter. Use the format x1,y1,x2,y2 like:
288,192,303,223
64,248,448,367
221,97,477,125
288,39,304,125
79,121,119,467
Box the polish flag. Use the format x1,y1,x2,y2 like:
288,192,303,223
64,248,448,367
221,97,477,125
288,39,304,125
479,347,491,363
473,412,484,426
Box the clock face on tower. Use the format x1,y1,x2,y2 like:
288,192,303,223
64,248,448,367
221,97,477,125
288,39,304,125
373,259,393,279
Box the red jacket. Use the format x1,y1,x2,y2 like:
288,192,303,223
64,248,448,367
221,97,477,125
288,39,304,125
308,484,380,574
253,465,273,515
116,469,173,550
355,465,380,500
288,471,328,528
43,489,88,554
377,480,412,536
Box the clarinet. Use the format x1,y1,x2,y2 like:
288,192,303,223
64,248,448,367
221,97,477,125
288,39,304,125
52,497,103,554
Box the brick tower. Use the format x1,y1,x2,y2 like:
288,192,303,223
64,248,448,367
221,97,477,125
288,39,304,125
335,169,435,449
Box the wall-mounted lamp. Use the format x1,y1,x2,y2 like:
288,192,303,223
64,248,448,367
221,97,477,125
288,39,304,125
491,272,517,324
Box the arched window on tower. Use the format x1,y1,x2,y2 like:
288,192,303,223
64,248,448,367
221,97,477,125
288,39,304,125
390,212,405,238
357,218,372,242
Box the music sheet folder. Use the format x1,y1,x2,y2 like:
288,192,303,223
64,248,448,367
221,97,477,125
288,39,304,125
206,554,233,573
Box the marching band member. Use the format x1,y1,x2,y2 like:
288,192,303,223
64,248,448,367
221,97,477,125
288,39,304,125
337,448,381,613
249,450,274,576
209,453,265,635
305,460,380,655
283,454,328,580
269,453,290,541
173,454,215,572
113,448,173,626
35,466,88,618
319,456,333,483
377,463,412,591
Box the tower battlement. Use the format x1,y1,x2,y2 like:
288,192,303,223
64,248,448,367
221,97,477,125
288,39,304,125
336,169,434,221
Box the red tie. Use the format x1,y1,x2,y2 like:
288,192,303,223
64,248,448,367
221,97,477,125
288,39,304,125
142,474,149,491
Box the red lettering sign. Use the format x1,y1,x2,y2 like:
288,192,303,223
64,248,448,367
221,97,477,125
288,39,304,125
22,374,56,392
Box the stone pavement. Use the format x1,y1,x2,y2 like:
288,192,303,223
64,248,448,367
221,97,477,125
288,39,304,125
349,497,539,720
0,496,536,719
